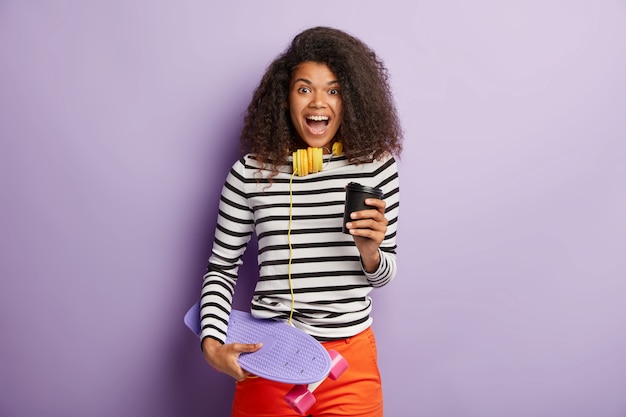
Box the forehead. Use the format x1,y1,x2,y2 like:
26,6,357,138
291,61,339,84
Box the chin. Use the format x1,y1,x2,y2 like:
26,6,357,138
304,140,332,150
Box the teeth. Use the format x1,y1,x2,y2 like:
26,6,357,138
307,115,329,121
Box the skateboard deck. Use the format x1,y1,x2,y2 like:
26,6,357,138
184,302,332,384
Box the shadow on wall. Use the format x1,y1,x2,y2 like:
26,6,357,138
162,131,259,415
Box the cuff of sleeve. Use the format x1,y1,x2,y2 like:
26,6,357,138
362,249,395,287
200,334,225,352
362,249,385,278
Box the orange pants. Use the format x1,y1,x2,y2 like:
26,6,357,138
231,326,383,417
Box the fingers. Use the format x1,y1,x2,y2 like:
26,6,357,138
233,342,263,354
350,198,386,220
366,197,386,210
346,199,388,235
349,221,386,237
229,343,263,381
203,341,263,381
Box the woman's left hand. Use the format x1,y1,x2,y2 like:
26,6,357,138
344,198,388,273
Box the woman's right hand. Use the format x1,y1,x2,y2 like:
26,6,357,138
201,337,263,381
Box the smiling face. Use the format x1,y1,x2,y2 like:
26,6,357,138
289,61,343,152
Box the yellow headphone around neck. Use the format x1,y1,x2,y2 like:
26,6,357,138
286,141,343,324
292,142,342,176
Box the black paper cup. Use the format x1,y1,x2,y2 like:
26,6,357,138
342,182,383,234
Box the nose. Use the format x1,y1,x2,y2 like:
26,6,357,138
308,91,325,108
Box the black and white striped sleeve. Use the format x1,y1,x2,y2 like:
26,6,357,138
363,156,400,287
200,159,254,344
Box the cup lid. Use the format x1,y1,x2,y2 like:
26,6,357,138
345,182,383,197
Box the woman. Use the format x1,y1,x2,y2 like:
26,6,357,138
200,26,403,416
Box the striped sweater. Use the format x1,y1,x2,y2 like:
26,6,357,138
200,152,400,344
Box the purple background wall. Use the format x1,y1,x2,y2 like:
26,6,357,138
1,1,625,416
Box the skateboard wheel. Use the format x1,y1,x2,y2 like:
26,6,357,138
285,384,316,415
327,350,349,380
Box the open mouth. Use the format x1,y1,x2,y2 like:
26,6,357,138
306,115,329,135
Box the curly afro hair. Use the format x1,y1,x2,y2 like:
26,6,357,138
240,26,403,172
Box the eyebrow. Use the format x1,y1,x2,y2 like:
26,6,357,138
293,78,340,86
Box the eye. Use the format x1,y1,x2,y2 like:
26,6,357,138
328,88,340,95
298,86,311,94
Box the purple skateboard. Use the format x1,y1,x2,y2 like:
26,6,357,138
184,302,349,414
185,303,335,384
